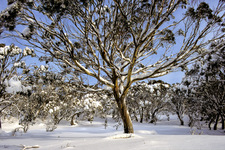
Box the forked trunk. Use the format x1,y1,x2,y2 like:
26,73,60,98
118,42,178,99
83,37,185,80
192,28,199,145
177,112,184,125
150,110,157,124
116,98,134,133
70,114,76,125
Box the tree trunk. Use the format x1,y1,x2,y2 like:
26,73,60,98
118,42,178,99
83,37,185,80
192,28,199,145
150,110,157,124
208,119,213,130
177,112,184,125
0,116,1,129
188,114,194,127
214,114,219,130
140,107,144,123
220,114,224,130
145,109,150,122
116,98,134,133
70,114,77,125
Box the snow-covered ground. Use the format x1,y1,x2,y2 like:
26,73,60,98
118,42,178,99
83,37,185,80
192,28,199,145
0,116,224,150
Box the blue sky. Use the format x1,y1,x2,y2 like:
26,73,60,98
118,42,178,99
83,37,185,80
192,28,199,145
1,0,220,85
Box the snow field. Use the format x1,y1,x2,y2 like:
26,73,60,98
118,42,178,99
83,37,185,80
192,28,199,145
0,116,224,150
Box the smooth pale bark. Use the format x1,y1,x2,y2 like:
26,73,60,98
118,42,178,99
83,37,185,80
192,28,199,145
113,80,134,133
116,98,134,133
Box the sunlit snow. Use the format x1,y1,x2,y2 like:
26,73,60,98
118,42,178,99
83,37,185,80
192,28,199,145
0,116,224,150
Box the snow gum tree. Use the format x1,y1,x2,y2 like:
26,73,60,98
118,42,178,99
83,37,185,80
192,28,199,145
182,39,225,130
168,83,187,125
1,0,225,133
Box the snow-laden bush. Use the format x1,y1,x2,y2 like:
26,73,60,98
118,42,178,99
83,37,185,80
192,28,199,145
0,44,36,129
127,80,170,123
167,83,187,125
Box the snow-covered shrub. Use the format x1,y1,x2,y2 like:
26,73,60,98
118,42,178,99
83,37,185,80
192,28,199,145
127,80,170,123
69,89,115,124
168,83,187,125
0,44,36,129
